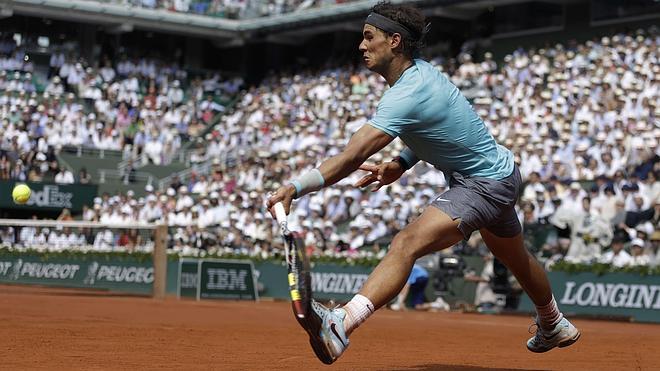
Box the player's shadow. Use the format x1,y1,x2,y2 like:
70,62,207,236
394,365,549,371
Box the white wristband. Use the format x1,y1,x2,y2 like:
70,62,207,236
290,168,325,198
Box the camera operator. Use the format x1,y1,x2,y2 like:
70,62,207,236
464,253,521,312
552,196,613,263
391,262,450,312
464,253,497,311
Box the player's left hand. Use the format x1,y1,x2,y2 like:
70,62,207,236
266,184,297,218
355,161,404,191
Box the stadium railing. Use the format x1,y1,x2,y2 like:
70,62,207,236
116,149,189,172
60,146,126,161
97,169,155,186
157,145,244,191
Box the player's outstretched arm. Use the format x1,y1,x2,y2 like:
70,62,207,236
267,125,393,214
317,124,394,187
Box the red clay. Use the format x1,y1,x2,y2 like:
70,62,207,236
0,284,658,370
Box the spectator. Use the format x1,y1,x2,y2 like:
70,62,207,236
391,263,450,312
648,231,660,267
143,134,163,165
464,253,500,312
599,236,633,267
54,166,75,184
629,238,651,266
78,167,92,184
56,208,74,221
81,204,96,222
0,225,16,245
554,197,612,263
121,160,137,184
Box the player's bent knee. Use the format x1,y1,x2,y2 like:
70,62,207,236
388,230,419,260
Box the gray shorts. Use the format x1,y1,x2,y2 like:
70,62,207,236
431,165,522,240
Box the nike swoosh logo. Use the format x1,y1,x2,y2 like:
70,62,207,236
436,198,451,202
542,329,563,341
330,323,346,347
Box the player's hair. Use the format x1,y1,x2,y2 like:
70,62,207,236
371,1,427,57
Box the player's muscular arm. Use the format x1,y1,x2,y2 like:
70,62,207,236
267,125,392,214
317,124,393,187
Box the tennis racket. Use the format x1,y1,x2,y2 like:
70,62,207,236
273,202,312,320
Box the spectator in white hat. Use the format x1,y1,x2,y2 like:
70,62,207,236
629,238,651,266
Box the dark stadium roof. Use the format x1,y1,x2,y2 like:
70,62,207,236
3,0,582,45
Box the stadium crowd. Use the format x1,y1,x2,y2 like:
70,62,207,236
0,34,242,183
93,0,353,19
1,27,658,268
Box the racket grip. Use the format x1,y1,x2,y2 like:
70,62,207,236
273,202,287,225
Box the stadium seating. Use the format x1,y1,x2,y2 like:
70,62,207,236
0,33,242,189
2,25,658,268
157,27,657,266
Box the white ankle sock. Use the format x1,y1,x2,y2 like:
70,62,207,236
535,295,563,331
342,294,375,335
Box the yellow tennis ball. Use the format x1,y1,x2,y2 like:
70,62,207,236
12,184,31,205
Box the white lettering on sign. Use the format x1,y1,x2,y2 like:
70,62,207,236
310,272,369,294
95,265,154,283
26,185,73,208
575,282,595,306
559,281,660,310
18,262,80,279
0,261,11,275
206,268,247,291
181,273,198,289
560,281,577,304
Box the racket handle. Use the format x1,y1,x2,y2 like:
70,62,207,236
273,202,287,225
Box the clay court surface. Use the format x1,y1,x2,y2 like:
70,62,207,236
1,285,658,370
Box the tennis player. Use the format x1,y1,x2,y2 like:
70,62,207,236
267,1,580,364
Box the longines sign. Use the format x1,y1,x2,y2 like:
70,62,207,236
560,281,660,309
519,272,660,323
311,272,369,295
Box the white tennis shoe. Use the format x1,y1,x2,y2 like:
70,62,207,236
527,317,581,353
304,300,350,364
